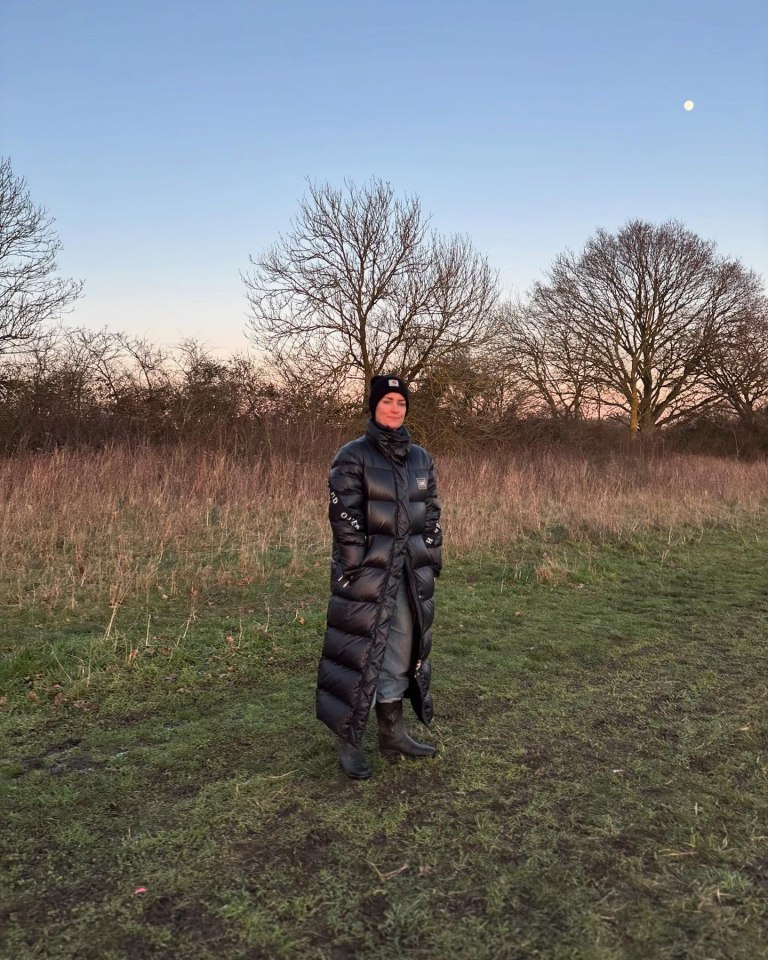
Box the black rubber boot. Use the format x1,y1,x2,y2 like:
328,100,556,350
337,739,372,780
375,700,437,759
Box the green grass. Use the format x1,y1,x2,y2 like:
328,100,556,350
2,523,768,959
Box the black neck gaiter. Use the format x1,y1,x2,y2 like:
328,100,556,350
365,418,411,463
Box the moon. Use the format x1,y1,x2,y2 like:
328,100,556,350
683,100,695,111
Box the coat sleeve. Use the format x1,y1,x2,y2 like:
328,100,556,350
328,444,367,571
423,455,442,576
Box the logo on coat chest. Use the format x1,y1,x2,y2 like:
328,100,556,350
416,477,428,490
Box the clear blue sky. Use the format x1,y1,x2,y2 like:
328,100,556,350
2,0,766,354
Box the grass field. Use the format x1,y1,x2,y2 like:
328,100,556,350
2,447,767,959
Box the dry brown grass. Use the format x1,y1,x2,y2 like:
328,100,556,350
0,446,323,612
441,447,768,547
0,444,766,611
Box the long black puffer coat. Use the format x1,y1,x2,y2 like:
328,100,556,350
316,419,442,747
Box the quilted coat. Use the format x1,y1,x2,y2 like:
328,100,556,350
316,419,442,747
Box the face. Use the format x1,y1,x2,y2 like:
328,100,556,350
374,392,407,429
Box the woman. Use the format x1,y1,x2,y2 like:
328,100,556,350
316,375,442,779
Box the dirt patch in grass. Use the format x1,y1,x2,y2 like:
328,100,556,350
230,822,344,873
11,738,112,777
143,895,227,937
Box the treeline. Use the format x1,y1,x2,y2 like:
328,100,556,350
0,331,336,456
2,159,767,458
1,325,766,458
241,181,768,451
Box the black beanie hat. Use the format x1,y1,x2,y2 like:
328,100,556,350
368,374,410,418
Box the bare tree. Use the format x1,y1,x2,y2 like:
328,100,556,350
530,220,763,434
117,333,172,403
0,157,83,354
411,346,530,448
702,300,768,423
243,178,499,398
67,326,128,405
0,326,97,446
499,299,596,420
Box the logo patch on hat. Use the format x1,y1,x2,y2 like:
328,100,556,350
388,378,399,387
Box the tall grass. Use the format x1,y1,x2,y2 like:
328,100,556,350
440,447,768,544
0,444,766,612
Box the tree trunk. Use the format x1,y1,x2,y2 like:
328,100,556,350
629,387,639,437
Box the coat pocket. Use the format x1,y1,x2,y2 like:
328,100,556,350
335,566,361,590
331,558,361,593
